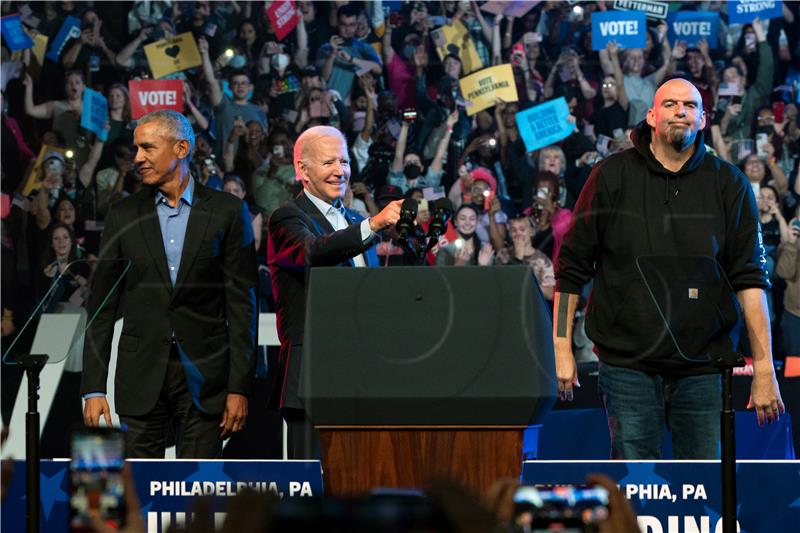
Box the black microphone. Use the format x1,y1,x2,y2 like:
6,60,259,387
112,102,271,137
424,198,453,253
395,198,418,240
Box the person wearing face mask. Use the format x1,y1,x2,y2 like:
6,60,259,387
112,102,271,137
388,111,459,193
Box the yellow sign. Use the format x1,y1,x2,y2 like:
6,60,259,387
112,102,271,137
22,145,66,196
458,64,518,116
431,20,483,75
31,32,48,66
144,32,202,79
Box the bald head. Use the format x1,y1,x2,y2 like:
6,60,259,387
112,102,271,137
647,78,705,153
654,78,703,109
294,126,347,173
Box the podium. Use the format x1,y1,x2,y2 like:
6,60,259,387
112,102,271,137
300,266,556,496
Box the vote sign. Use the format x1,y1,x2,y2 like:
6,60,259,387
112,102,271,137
667,12,718,49
1,15,34,51
129,80,184,119
727,0,783,24
591,10,647,51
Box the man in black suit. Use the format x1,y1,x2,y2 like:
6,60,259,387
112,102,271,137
267,125,402,458
81,110,258,458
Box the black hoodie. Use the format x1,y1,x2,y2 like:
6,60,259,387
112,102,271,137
557,121,769,376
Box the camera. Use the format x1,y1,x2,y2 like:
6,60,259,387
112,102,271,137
402,109,418,122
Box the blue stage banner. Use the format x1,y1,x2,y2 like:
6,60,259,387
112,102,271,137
0,459,323,533
1,15,34,51
515,97,573,153
667,11,719,49
81,88,108,141
521,460,800,533
727,0,782,24
45,15,81,62
591,10,647,51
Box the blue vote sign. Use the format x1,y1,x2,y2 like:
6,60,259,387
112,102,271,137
80,88,109,142
728,0,782,24
667,11,719,49
46,15,81,62
515,97,574,153
591,10,647,51
1,15,34,51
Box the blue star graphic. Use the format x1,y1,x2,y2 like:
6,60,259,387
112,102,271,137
790,471,800,508
39,468,69,520
618,463,670,510
184,461,234,484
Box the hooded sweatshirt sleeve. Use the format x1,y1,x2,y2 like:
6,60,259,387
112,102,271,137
722,163,770,291
556,162,611,294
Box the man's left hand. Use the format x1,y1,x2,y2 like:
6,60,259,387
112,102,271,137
220,393,248,439
747,369,785,426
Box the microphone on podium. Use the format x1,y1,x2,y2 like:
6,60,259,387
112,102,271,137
395,198,418,241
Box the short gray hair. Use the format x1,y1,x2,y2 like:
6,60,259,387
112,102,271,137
137,110,195,160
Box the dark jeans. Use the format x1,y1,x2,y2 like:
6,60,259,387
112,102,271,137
120,344,222,459
598,362,721,459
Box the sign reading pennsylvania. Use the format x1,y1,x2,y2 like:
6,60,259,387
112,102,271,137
144,32,202,79
458,64,518,116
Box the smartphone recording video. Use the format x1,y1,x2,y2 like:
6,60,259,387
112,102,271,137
513,484,609,533
69,428,126,532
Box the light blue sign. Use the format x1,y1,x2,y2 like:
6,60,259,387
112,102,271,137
522,461,800,533
1,15,34,51
667,11,719,49
727,0,783,24
81,88,108,141
45,15,81,62
515,97,573,153
591,10,647,51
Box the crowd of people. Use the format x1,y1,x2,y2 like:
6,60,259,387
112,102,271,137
1,0,799,376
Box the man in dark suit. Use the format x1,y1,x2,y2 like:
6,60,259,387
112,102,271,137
268,125,402,458
81,110,258,458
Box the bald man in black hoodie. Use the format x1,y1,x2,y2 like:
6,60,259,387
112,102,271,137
553,78,784,459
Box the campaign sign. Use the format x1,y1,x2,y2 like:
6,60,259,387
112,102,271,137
45,15,80,62
667,11,719,49
144,32,202,79
613,0,668,20
129,79,184,119
80,88,108,142
458,64,518,116
591,10,647,51
266,0,300,41
515,97,573,153
727,0,783,24
1,15,34,51
521,460,800,533
0,459,324,533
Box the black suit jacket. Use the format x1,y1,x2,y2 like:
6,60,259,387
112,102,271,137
81,182,258,416
267,192,378,409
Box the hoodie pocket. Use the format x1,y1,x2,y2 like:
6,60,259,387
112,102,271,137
606,278,674,358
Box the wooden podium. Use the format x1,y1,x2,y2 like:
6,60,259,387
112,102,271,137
302,267,556,497
318,426,524,497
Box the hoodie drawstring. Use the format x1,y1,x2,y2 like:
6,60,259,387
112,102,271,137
664,174,682,204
